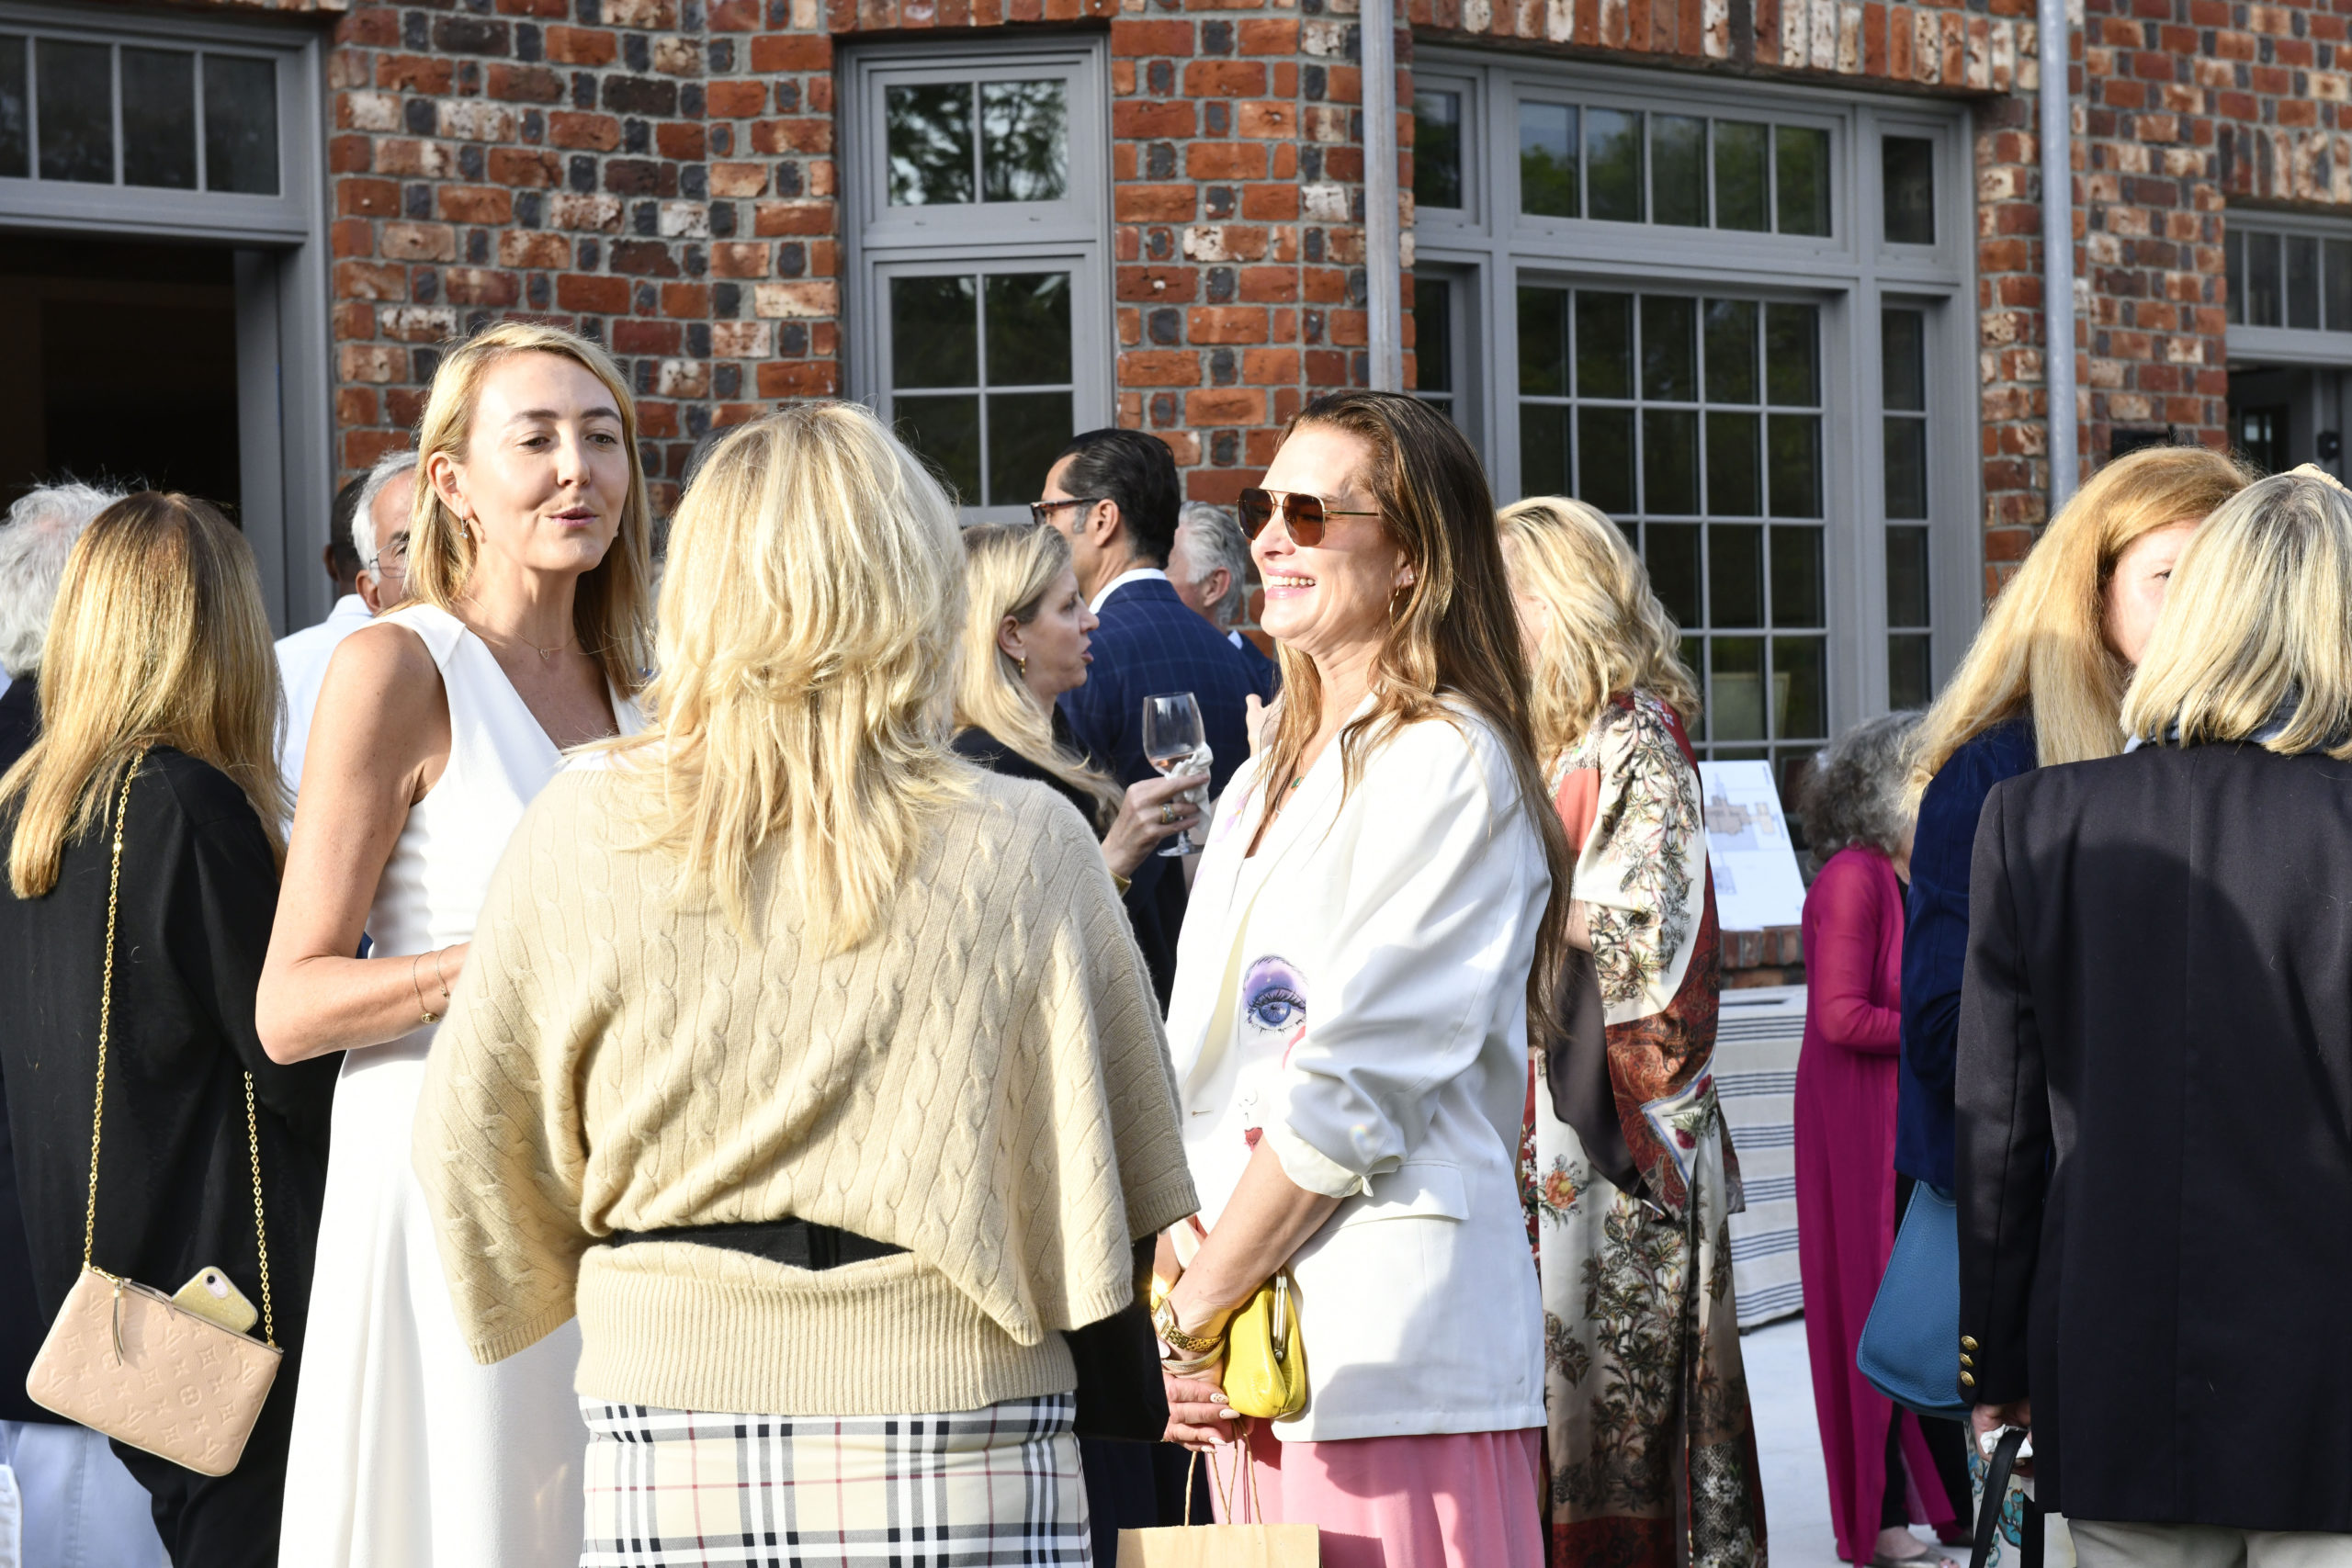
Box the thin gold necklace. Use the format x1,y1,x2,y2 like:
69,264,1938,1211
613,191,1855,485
482,626,576,662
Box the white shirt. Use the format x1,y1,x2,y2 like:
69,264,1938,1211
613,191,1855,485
1227,629,1247,650
1166,706,1549,1440
1087,566,1169,615
274,594,373,803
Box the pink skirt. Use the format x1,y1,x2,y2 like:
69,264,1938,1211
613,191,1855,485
1207,1421,1544,1568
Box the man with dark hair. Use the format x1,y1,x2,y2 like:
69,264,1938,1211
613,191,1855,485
1033,429,1257,1004
323,477,367,599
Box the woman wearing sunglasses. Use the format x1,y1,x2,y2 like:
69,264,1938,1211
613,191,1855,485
1151,391,1570,1568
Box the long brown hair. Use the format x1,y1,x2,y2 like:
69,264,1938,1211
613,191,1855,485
407,320,653,695
2,493,284,897
1257,391,1572,1041
1909,444,2253,795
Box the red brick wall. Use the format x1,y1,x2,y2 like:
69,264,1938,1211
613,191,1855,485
1103,4,1385,502
197,0,2349,573
1401,0,2345,593
325,0,847,511
317,0,1396,511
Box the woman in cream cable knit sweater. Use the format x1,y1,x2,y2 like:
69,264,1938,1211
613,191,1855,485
413,402,1198,1568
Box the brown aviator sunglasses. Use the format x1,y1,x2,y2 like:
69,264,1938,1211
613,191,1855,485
1237,487,1382,547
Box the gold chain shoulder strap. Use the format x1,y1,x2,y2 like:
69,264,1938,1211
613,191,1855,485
79,752,276,1347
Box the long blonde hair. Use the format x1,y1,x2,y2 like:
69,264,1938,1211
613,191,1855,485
2122,469,2352,758
953,523,1121,822
1257,391,1572,1044
1909,444,2254,794
1498,495,1703,762
2,493,284,897
407,321,653,694
597,402,970,950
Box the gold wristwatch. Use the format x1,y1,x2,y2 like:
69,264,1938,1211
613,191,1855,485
1152,1295,1225,1358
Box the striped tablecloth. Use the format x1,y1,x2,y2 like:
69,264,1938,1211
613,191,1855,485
1714,984,1806,1329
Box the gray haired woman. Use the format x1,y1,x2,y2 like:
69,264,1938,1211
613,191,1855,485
1793,714,1972,1566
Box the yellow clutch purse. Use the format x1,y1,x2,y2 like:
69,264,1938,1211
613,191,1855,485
1222,1269,1306,1420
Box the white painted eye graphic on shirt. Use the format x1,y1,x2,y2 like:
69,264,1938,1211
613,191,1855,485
1241,954,1308,1065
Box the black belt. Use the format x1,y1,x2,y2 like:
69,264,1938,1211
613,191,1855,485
607,1218,905,1270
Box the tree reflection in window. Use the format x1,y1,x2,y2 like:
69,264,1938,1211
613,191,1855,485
981,81,1067,202
888,78,1068,207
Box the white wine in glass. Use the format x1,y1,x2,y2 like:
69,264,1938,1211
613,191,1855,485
1142,692,1212,857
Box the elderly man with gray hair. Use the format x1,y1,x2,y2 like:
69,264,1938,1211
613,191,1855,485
0,481,119,769
0,478,173,1568
1168,500,1279,700
276,449,418,799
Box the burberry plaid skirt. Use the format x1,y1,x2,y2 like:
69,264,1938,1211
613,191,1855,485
578,1393,1092,1568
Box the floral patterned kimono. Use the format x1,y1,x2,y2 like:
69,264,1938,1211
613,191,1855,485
1523,691,1768,1568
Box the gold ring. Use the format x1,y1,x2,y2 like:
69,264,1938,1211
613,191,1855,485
1159,804,1176,825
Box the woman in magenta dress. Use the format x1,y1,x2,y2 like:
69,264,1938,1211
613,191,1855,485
1795,712,1964,1567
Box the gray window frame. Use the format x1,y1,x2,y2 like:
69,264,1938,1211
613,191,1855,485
2224,208,2352,367
1413,53,1978,739
841,38,1113,524
1408,265,1478,446
0,0,330,634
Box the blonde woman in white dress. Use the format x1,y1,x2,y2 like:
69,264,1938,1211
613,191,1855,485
256,321,652,1568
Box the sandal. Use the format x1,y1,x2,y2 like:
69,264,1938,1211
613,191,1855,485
1868,1546,1961,1568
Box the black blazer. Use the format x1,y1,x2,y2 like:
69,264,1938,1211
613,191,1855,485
0,672,34,767
0,671,40,1421
0,750,339,1359
1958,742,2352,1530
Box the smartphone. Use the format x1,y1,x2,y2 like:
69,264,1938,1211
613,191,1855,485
172,1267,259,1335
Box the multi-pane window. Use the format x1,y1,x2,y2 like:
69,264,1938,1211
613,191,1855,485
1882,137,1936,246
884,77,1068,208
1517,285,1826,763
0,32,277,194
1414,89,1464,212
1882,307,1932,708
2226,225,2352,332
1412,275,1457,423
1513,97,1831,237
886,271,1074,512
1414,62,1971,752
845,46,1108,520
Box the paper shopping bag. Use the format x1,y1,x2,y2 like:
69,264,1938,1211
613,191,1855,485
1114,1522,1318,1567
1116,1447,1317,1566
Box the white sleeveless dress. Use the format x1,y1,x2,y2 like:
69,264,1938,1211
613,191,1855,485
279,604,644,1568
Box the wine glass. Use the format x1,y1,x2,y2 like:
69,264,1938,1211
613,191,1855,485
1141,692,1212,857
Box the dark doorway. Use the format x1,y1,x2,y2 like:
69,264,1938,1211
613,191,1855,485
2226,362,2352,479
0,233,241,518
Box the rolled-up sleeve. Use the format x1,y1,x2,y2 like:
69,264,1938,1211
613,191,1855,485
1263,723,1543,1198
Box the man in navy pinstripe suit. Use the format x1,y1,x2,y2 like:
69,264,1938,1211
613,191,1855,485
1032,427,1261,1555
1034,429,1259,1007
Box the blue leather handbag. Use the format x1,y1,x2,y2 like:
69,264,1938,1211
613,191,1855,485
1855,1181,1971,1418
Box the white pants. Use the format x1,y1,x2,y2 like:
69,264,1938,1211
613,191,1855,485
2074,1521,2352,1568
0,1420,169,1568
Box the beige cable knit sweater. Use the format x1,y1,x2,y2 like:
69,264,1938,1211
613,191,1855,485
413,760,1198,1417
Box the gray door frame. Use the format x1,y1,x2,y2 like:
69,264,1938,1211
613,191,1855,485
0,0,332,633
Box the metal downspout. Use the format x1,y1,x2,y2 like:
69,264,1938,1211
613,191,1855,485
1363,0,1403,393
2041,0,2079,507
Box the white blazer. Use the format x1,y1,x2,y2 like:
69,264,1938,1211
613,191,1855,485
1166,705,1549,1441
